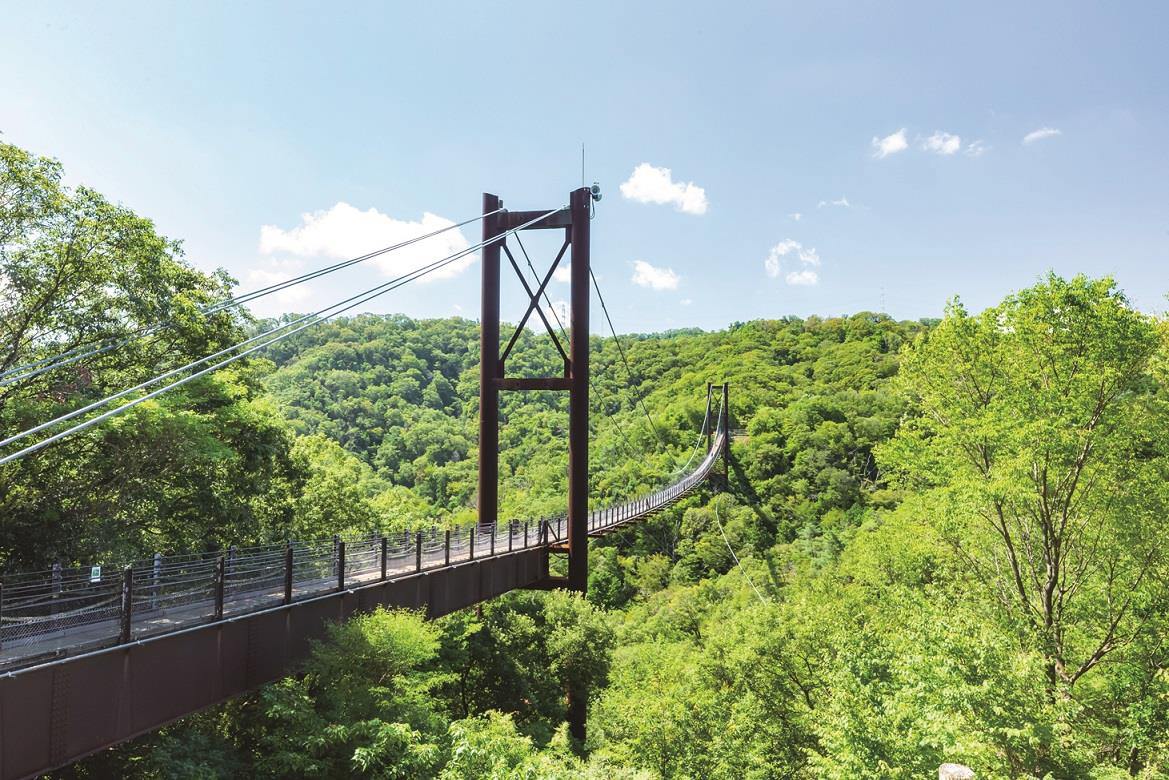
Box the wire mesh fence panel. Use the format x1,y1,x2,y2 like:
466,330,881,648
0,430,728,667
344,538,381,583
1,574,122,645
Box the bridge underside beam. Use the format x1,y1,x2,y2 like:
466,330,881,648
0,548,545,780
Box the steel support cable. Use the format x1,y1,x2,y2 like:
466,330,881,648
672,399,712,477
0,213,540,454
588,268,665,447
0,209,504,387
0,208,564,466
713,498,768,605
511,233,636,460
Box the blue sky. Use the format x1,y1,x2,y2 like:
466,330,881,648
2,1,1166,333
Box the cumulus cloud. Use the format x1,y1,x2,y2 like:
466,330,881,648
244,259,315,316
817,196,851,209
788,212,803,221
545,299,570,327
259,202,475,283
784,269,819,286
619,163,709,215
871,128,908,158
965,139,989,157
680,298,693,306
765,239,821,286
630,259,681,291
552,263,571,283
1023,127,1062,144
922,131,962,155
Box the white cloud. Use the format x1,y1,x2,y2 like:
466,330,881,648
680,298,693,306
552,263,571,283
545,299,570,328
965,139,989,157
765,239,821,285
619,163,709,215
524,299,570,332
259,202,475,283
817,196,851,209
630,259,680,291
785,269,820,286
788,212,803,221
922,131,961,155
244,259,314,316
871,128,908,158
1023,127,1061,144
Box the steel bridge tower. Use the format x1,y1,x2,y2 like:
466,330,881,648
477,186,593,741
478,187,593,594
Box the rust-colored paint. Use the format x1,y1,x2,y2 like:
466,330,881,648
0,549,545,780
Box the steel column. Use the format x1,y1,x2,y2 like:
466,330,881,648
119,567,133,644
565,187,591,744
721,383,731,486
567,187,590,594
478,193,503,531
283,543,293,605
213,556,225,620
704,382,713,454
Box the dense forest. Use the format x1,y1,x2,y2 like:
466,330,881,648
4,142,1169,778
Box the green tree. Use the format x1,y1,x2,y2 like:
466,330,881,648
880,274,1169,772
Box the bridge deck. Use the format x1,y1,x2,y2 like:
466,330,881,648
0,433,723,780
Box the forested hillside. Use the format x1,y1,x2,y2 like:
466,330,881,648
6,144,1169,778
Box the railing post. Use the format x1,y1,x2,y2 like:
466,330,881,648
524,521,529,548
444,530,451,566
490,524,495,556
415,532,423,572
51,561,61,617
226,545,236,596
469,526,475,559
283,542,293,605
119,566,133,644
380,536,388,580
0,581,5,650
151,552,162,611
508,520,513,552
331,534,339,579
213,555,225,619
337,541,346,590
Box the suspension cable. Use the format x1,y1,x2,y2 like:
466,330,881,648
673,397,713,475
0,209,503,387
713,497,768,605
588,268,665,446
511,233,636,460
0,208,562,466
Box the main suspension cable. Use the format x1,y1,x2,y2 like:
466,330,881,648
588,269,665,446
0,209,503,387
0,208,561,466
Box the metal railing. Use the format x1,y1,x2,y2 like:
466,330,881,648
0,431,724,669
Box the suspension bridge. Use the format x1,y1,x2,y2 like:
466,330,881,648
0,188,732,778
